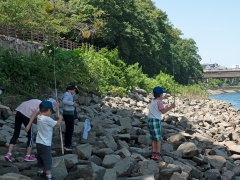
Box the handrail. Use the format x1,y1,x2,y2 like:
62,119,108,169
0,24,100,51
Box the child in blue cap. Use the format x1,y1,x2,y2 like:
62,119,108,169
36,100,62,180
147,86,175,161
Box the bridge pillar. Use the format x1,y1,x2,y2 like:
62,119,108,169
231,78,239,85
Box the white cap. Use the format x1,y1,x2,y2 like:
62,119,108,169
47,98,56,107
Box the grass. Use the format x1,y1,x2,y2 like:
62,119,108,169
178,85,209,100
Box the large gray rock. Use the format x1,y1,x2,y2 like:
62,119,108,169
91,162,106,180
103,134,118,151
73,143,92,160
102,155,121,168
170,172,188,180
177,142,199,158
138,160,159,176
0,173,31,180
52,158,68,180
116,117,132,129
206,155,226,171
160,166,182,180
204,169,221,180
88,155,102,166
128,147,151,158
54,154,78,169
222,170,235,180
0,167,19,176
93,148,114,157
64,164,95,180
103,169,117,180
113,156,136,177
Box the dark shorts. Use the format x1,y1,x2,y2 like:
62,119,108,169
147,118,162,141
36,143,52,171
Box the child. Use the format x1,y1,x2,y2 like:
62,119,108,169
36,100,62,180
5,99,42,162
147,86,175,161
61,83,79,151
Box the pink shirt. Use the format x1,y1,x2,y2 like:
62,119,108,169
16,99,42,118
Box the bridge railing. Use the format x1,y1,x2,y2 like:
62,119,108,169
0,24,100,51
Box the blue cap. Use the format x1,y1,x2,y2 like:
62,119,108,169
40,100,56,113
153,86,166,95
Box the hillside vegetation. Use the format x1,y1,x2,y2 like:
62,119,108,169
0,0,207,99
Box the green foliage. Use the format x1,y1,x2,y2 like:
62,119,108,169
0,0,203,85
154,72,176,93
178,84,209,100
0,48,53,97
0,0,207,99
207,78,223,88
0,45,207,99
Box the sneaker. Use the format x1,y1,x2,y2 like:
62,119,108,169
37,172,46,178
24,155,37,162
4,153,12,162
45,175,58,180
64,146,73,151
151,154,157,160
155,154,163,161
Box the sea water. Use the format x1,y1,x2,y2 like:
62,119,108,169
209,92,240,110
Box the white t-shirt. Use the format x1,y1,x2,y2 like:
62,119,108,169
16,99,42,118
36,115,57,146
148,99,164,119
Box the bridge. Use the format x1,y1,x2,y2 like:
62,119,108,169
203,69,240,78
201,69,240,85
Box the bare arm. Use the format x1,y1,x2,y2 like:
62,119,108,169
25,110,39,132
160,103,175,114
55,115,63,127
0,104,10,110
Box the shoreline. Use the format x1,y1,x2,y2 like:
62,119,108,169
207,88,240,95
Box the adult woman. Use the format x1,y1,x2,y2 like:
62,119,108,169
62,83,79,150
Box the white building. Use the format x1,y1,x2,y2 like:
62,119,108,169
232,64,240,69
201,62,219,70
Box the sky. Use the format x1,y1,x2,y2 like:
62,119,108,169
153,0,240,68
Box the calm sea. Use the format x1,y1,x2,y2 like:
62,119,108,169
209,92,240,110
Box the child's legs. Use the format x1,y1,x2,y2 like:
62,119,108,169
37,143,52,174
148,118,162,153
9,112,23,152
152,140,161,153
63,114,74,147
36,143,44,170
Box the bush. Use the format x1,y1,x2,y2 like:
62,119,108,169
0,46,207,99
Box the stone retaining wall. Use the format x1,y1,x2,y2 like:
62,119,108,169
0,35,41,56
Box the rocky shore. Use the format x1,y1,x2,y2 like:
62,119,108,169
207,88,240,95
0,88,240,180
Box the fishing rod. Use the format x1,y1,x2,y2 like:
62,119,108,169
172,51,175,113
53,45,64,155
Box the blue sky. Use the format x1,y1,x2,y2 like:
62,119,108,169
153,0,240,68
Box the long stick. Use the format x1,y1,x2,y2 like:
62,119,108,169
172,52,175,113
53,46,64,155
